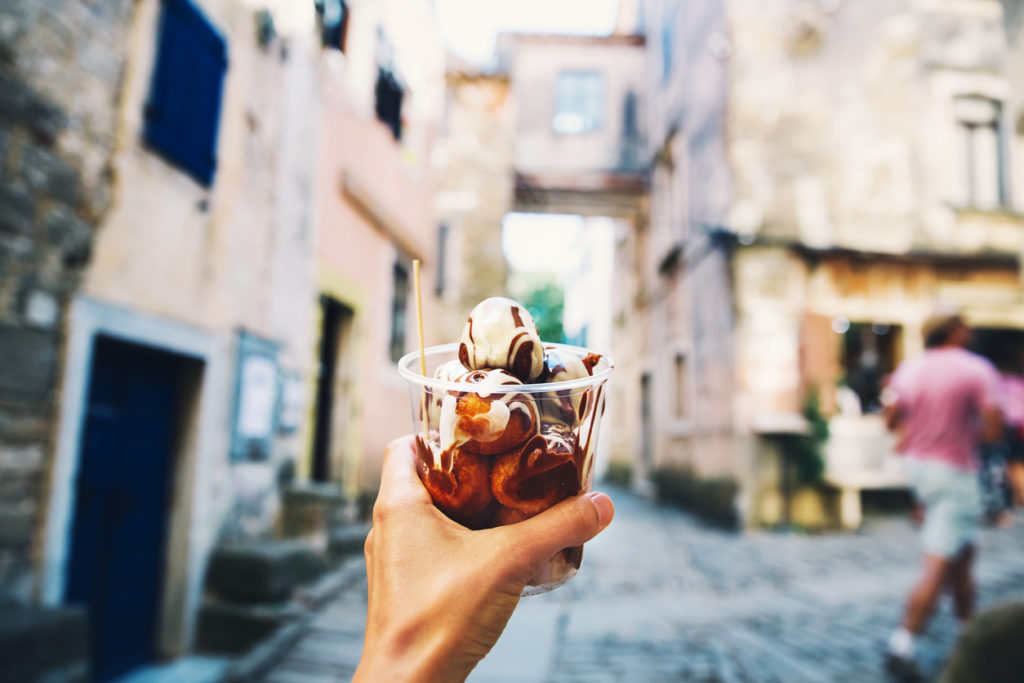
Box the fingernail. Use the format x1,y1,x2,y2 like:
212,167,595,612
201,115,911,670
587,491,614,527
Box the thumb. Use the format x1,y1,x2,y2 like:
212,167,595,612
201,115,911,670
502,492,614,570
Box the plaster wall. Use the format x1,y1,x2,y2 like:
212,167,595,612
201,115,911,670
49,0,321,650
506,35,647,176
313,0,444,496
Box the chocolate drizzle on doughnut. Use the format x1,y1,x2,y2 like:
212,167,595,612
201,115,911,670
416,435,493,528
490,427,581,517
441,369,539,457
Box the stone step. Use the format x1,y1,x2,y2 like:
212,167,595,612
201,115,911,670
195,599,306,656
204,540,327,604
327,523,370,563
0,605,88,682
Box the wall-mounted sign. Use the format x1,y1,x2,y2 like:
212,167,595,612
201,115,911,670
237,355,277,439
277,372,305,434
230,332,279,461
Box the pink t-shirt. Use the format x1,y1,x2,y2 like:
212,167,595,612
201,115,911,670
888,347,1001,472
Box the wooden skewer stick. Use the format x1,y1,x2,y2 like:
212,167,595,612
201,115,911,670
412,259,431,448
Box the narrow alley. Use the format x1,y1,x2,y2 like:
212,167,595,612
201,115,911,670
262,490,1024,682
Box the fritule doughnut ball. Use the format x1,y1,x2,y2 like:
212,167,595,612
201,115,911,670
439,369,539,456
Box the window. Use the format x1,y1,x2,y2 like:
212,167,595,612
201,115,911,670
661,2,678,83
673,353,688,420
144,0,227,187
839,321,901,414
435,223,448,297
389,261,409,363
954,96,1005,209
317,0,350,52
375,69,404,141
552,71,604,135
623,91,639,140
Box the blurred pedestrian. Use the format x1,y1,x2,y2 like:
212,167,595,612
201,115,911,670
976,361,1021,527
882,312,1003,679
998,366,1024,508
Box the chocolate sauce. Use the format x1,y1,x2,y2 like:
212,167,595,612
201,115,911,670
514,462,579,500
507,331,535,382
458,316,474,368
581,353,602,375
510,306,526,328
562,545,583,570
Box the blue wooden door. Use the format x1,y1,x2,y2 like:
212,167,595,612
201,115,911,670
65,337,184,681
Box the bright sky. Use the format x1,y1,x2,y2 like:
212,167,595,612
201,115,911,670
502,213,585,274
435,0,620,65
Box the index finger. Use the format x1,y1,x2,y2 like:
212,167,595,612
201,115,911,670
378,434,433,505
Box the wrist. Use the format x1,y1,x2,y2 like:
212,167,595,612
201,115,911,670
355,621,471,683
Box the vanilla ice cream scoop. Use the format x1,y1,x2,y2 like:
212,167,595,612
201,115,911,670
539,345,594,425
543,346,590,383
458,297,545,382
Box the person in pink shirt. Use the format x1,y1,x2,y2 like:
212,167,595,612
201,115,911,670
882,312,1003,678
999,369,1024,506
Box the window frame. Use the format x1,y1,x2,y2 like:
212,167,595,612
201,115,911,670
552,70,605,136
143,0,227,188
953,95,1008,210
389,260,410,363
318,0,350,52
435,223,448,298
375,67,405,141
665,346,693,436
661,2,678,84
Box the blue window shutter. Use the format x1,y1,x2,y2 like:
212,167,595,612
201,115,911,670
144,0,227,187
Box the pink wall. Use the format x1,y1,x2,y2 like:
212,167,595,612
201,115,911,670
316,106,442,492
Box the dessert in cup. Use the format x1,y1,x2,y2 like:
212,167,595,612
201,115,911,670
399,297,613,594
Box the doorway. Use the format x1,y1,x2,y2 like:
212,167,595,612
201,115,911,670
311,296,353,483
65,336,191,681
640,372,653,470
971,327,1024,372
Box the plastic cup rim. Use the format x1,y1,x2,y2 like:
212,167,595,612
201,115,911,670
397,342,614,394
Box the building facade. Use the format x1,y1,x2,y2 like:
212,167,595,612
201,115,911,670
2,0,322,677
310,0,446,499
620,0,1024,527
432,63,515,341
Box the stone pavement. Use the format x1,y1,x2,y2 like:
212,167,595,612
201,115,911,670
259,488,1024,682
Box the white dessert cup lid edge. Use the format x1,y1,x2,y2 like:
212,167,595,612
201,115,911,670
397,342,614,394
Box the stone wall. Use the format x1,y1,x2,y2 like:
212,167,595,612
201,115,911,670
0,0,134,604
631,0,1024,527
434,72,514,339
728,0,1024,254
630,0,736,483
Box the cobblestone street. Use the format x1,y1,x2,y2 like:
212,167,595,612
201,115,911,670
261,488,1024,682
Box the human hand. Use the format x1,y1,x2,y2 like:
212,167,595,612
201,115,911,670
353,435,614,683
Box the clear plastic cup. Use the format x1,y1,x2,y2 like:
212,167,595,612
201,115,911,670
398,342,613,595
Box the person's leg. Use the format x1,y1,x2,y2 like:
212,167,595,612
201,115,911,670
948,543,976,626
903,553,954,634
1009,461,1024,506
1006,433,1024,506
887,552,952,677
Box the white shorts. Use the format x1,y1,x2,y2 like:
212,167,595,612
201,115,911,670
904,457,981,558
